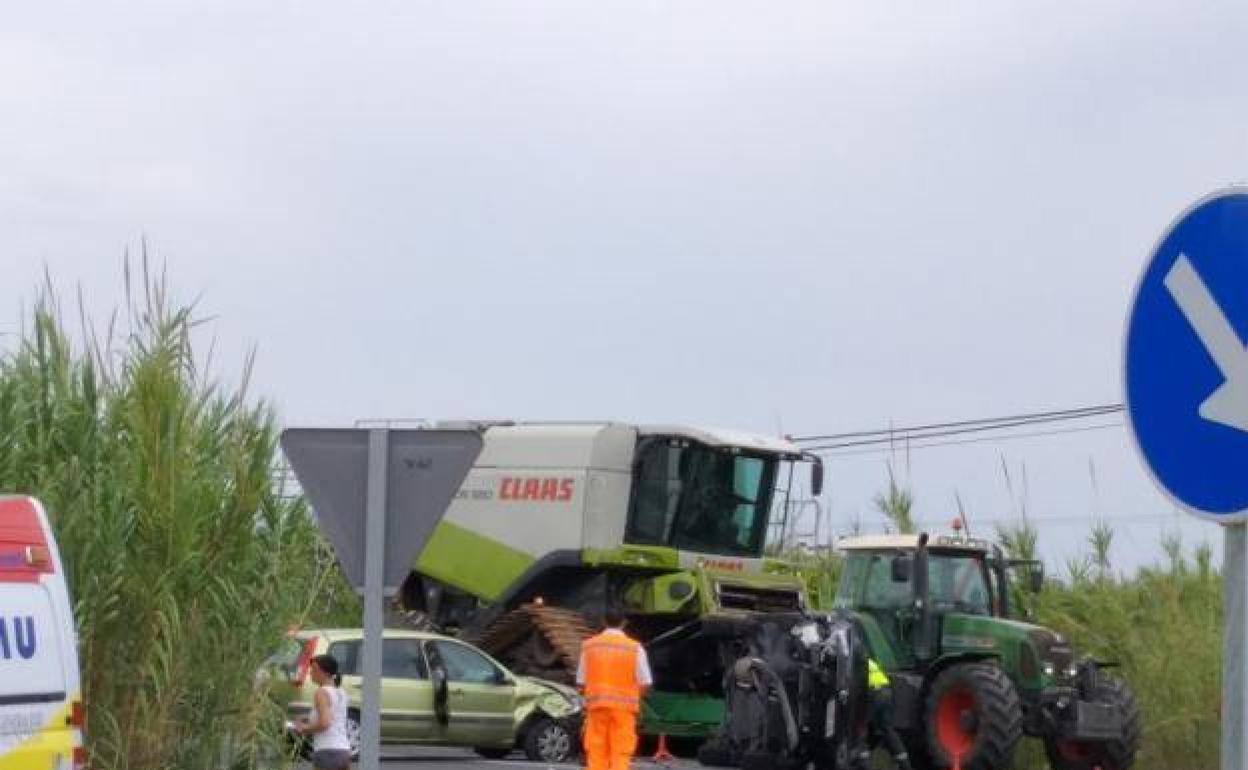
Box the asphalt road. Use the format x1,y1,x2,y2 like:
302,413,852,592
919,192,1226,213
296,746,699,770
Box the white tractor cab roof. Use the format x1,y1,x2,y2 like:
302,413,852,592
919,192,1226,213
0,495,84,769
837,533,996,555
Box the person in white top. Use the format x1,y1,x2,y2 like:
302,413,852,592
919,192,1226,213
297,654,353,770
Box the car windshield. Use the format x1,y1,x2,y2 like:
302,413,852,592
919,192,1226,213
626,440,779,558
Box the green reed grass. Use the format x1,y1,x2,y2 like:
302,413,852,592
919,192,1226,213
0,267,356,770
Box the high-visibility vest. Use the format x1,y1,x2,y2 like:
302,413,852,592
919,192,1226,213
868,658,890,690
581,631,643,712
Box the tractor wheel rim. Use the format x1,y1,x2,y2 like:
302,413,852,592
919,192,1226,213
1057,739,1095,760
935,688,977,760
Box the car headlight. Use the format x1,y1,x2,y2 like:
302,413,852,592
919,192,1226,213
1066,664,1079,679
1042,662,1056,678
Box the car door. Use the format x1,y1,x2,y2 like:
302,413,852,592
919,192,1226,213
426,640,517,747
380,638,437,742
329,638,427,742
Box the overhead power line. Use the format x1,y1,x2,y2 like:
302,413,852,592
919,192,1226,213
813,420,1125,459
791,403,1124,450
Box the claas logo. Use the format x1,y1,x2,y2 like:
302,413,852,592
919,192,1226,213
498,477,575,502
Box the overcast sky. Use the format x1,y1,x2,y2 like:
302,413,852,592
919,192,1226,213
3,1,1245,572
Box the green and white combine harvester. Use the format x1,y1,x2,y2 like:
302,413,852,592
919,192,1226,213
399,420,824,740
400,420,1141,769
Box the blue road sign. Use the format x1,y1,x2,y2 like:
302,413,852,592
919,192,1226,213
1125,188,1248,521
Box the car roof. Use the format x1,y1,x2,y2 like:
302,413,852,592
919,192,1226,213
296,628,457,643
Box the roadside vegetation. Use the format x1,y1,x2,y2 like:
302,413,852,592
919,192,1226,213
0,266,357,770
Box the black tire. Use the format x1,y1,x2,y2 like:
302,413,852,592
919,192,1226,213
925,663,1022,770
697,739,738,767
1044,673,1142,770
523,716,576,763
474,747,512,759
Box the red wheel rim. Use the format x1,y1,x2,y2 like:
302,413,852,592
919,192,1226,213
1057,739,1094,760
935,687,977,760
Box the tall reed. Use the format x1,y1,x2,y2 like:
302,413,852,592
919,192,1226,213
0,267,355,770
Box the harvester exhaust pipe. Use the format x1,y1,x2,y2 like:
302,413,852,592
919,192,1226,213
913,532,933,662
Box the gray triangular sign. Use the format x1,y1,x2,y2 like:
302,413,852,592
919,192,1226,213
280,428,483,590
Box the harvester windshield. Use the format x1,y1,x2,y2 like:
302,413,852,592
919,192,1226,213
625,438,778,558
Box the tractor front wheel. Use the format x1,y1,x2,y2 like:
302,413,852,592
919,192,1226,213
925,663,1022,770
1044,673,1141,770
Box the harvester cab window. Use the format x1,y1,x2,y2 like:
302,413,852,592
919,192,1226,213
628,442,684,544
626,439,778,558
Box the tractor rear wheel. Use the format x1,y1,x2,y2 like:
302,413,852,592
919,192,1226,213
1043,673,1141,770
925,663,1022,770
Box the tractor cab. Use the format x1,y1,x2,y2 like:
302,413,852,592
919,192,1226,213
832,530,1140,770
833,530,1045,666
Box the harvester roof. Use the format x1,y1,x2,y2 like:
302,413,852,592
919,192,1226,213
639,424,804,457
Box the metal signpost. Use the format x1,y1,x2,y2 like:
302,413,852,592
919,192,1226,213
281,427,483,770
1124,187,1248,770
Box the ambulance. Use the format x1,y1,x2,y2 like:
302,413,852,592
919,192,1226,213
0,496,85,770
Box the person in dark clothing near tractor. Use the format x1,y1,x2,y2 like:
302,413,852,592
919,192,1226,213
859,657,913,770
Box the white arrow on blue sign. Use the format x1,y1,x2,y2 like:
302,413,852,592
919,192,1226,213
1125,187,1248,522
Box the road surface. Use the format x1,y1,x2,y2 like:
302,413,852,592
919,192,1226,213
295,746,698,769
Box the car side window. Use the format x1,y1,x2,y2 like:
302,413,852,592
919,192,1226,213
383,639,428,680
328,641,361,677
428,640,504,685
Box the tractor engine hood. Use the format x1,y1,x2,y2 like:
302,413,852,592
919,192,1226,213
940,615,1076,689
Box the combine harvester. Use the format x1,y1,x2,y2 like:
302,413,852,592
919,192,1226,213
396,420,824,740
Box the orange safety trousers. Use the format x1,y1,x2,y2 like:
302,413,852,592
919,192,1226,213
580,631,642,770
583,707,638,770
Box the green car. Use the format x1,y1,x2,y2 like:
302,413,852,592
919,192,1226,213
264,628,582,763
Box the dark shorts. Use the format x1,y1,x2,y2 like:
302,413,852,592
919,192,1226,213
311,749,352,770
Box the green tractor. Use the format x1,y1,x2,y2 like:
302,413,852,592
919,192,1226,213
834,532,1141,770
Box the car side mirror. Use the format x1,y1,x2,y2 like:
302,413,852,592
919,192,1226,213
891,555,913,583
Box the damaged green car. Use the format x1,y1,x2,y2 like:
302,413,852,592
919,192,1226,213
264,628,582,762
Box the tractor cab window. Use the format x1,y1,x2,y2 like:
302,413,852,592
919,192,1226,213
626,440,778,558
928,553,992,616
861,553,913,610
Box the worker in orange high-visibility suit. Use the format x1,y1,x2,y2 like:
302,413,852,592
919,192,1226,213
576,609,653,770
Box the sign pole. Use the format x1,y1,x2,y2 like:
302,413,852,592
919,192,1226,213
1225,523,1247,770
361,428,388,770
